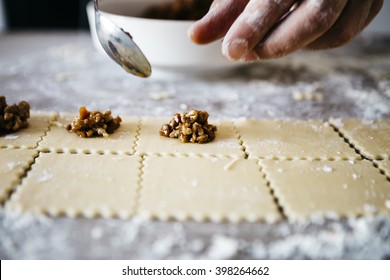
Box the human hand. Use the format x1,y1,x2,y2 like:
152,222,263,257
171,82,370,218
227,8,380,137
188,0,384,61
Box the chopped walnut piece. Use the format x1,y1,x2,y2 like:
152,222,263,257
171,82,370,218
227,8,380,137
66,107,122,138
0,96,30,134
159,109,217,144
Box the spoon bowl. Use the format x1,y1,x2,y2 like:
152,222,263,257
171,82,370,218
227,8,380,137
94,0,151,77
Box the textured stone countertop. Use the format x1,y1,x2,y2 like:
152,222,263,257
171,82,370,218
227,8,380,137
0,31,389,259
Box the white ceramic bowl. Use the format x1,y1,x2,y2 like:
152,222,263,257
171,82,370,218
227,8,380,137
87,0,240,74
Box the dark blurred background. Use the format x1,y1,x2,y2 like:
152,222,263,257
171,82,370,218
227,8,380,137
1,0,389,33
3,0,90,30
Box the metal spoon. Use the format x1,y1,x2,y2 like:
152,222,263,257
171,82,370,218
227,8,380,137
94,0,151,78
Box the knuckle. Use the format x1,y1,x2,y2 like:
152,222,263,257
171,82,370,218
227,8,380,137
333,29,356,46
310,14,336,32
307,0,342,29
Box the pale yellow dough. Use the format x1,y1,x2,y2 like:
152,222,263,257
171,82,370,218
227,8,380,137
3,113,390,222
38,114,139,155
235,119,359,160
0,113,54,149
136,117,244,158
6,153,141,218
0,149,37,203
260,159,390,221
330,119,390,160
138,156,281,222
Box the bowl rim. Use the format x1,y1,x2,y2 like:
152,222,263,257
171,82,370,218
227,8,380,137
98,0,202,24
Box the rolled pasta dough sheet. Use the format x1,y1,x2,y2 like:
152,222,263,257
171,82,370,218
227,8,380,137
0,149,37,203
235,119,359,160
38,114,139,155
136,117,245,158
7,153,141,219
330,119,390,160
260,159,390,221
139,156,281,222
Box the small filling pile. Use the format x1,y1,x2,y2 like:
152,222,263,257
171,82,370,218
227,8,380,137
66,107,122,138
141,0,213,20
0,96,30,134
160,109,217,144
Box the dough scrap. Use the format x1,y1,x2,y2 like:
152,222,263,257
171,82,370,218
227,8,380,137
260,159,390,221
235,119,359,160
38,114,139,155
330,119,390,160
0,149,37,203
136,117,244,158
0,113,54,149
6,153,141,218
138,156,281,222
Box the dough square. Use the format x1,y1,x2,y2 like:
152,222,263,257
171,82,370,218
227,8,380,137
6,153,141,218
375,160,390,178
38,114,139,155
0,149,38,203
0,113,54,149
235,119,359,160
138,156,281,222
136,117,244,158
260,159,390,221
330,119,390,160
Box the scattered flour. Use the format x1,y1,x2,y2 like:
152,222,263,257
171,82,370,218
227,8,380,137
149,91,172,101
207,235,239,259
330,118,344,128
4,135,20,140
1,209,390,259
323,165,333,173
37,170,53,183
151,236,177,258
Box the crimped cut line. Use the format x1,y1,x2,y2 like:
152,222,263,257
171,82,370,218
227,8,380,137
139,210,269,224
132,117,143,154
2,150,40,207
249,155,362,161
372,160,390,182
0,145,25,150
32,207,130,219
1,144,40,150
34,114,56,149
133,154,146,216
232,121,248,159
136,151,239,159
257,160,287,220
0,144,15,149
37,147,133,156
329,122,373,161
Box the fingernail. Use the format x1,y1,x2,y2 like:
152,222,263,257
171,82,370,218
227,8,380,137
222,39,248,61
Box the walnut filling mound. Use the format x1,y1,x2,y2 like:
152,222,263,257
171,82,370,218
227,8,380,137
66,107,122,138
160,109,217,144
0,96,30,134
141,0,213,20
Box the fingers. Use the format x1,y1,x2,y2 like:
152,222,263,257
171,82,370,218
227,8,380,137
306,0,383,50
222,0,297,61
367,0,384,24
188,0,249,44
247,0,348,60
189,0,384,61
